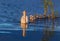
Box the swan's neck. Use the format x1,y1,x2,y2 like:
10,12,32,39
23,14,26,17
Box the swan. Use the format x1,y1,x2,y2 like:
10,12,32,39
21,10,28,23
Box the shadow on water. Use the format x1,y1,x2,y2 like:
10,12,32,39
41,18,55,41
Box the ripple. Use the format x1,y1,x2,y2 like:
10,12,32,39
0,31,11,33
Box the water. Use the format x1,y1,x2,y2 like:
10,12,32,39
0,18,60,41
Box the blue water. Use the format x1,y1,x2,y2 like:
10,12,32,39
0,30,60,41
0,18,60,41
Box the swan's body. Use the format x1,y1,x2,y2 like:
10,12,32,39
21,16,28,23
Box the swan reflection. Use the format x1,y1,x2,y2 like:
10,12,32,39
21,23,28,37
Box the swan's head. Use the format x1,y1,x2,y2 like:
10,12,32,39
23,10,26,16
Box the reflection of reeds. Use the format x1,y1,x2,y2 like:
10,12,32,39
42,18,55,41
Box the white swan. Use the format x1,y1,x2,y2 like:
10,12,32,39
21,10,28,23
